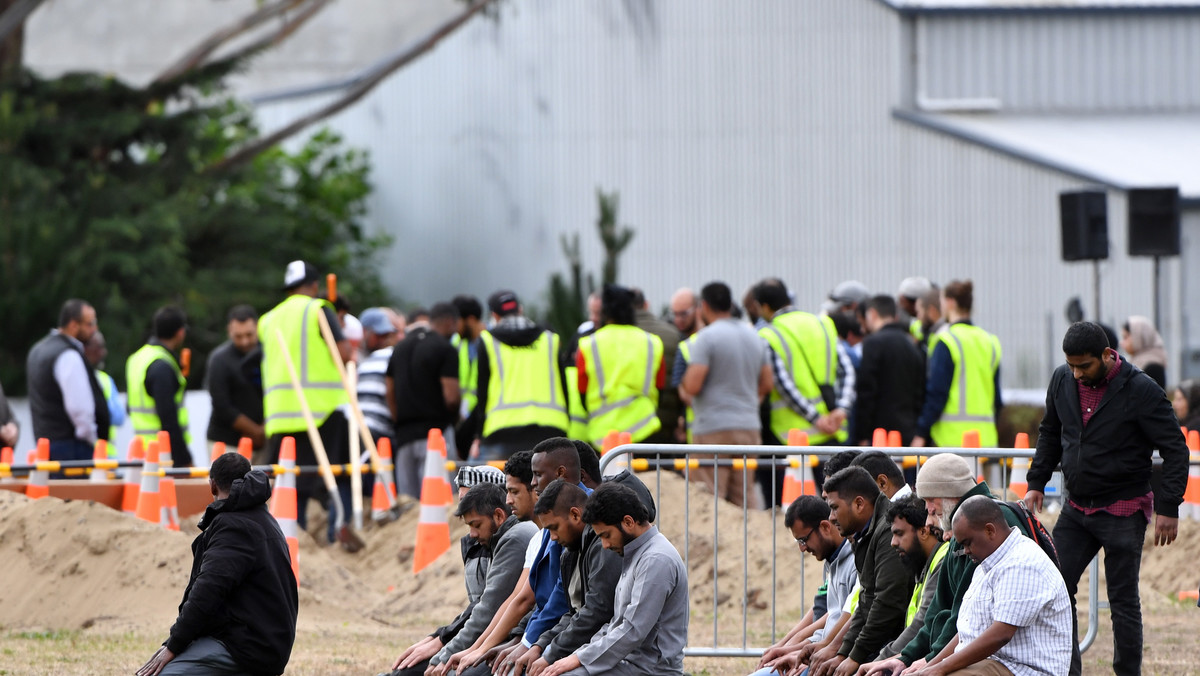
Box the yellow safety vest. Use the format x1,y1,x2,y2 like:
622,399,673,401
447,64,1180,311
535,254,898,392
678,335,697,444
910,318,924,343
907,541,950,625
259,295,348,436
564,364,589,441
581,324,664,446
98,370,118,454
480,330,568,437
126,344,191,447
454,334,479,416
759,311,846,445
929,323,1002,448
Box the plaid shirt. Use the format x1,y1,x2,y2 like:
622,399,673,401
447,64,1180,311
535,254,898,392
1070,352,1154,521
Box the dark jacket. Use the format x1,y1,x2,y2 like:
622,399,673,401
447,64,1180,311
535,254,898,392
854,321,925,445
167,470,298,676
1028,359,1189,517
899,481,1025,665
840,493,913,664
536,525,622,662
26,331,109,442
205,340,264,446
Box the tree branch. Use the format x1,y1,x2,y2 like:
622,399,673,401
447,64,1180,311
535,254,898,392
211,0,331,70
152,0,310,84
0,0,45,44
207,0,498,174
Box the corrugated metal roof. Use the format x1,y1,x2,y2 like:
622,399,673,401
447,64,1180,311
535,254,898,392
882,0,1200,11
895,110,1200,198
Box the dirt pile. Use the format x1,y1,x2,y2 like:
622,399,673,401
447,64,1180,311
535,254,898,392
1,473,1195,640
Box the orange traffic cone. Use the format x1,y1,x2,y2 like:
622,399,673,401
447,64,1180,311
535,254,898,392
871,428,887,447
122,438,144,515
413,429,453,574
26,439,50,500
782,430,817,508
372,437,399,522
271,436,300,586
1008,433,1031,499
237,437,253,462
600,431,620,454
154,432,180,531
90,440,109,482
1184,430,1200,521
0,446,12,484
135,441,163,525
209,441,227,464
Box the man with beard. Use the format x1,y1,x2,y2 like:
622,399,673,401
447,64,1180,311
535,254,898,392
860,454,1028,676
516,479,621,675
810,468,912,676
872,495,949,661
541,482,688,676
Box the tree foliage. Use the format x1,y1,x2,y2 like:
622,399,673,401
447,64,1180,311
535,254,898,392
543,188,634,338
0,66,388,393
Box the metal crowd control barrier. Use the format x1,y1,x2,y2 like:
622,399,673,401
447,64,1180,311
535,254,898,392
0,459,392,478
597,443,1104,659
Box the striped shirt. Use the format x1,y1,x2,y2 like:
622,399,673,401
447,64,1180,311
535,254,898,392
768,308,857,423
956,528,1072,676
357,347,393,436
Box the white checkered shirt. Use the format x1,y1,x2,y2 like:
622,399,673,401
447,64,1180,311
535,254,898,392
956,528,1072,676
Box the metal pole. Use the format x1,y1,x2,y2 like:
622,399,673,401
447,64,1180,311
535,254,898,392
1154,255,1162,331
1093,258,1102,323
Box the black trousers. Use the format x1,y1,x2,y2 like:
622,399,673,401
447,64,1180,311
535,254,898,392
1053,502,1148,676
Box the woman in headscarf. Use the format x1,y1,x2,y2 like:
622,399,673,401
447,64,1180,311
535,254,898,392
1121,315,1167,389
1171,379,1200,432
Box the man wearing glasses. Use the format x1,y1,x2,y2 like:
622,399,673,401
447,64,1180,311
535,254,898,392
746,495,857,676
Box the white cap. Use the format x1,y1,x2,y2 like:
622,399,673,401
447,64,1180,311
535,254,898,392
342,314,363,342
283,260,319,290
897,276,933,299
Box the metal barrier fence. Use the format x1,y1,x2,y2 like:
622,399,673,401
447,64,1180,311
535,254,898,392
597,443,1104,659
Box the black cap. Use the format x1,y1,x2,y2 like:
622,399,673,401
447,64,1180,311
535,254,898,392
488,290,520,316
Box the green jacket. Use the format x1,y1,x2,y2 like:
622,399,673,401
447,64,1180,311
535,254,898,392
841,493,915,663
897,481,1023,665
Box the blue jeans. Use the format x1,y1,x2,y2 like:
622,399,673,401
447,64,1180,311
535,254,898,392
160,637,248,676
48,438,93,479
1053,502,1148,676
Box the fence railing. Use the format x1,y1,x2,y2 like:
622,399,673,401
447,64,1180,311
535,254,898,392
597,443,1103,659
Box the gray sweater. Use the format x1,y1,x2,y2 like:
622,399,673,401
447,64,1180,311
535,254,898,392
433,516,537,664
575,526,689,675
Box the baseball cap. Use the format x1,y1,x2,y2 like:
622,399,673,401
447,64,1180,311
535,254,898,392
828,280,870,306
360,307,396,335
342,314,363,342
283,260,320,291
488,290,521,317
897,276,933,300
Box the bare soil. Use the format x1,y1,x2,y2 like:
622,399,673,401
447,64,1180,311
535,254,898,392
0,473,1195,675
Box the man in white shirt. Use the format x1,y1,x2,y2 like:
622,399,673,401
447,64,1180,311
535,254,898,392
912,496,1070,676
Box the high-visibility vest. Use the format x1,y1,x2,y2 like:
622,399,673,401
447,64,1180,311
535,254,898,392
454,334,479,417
126,344,190,446
564,364,589,441
929,323,1002,448
759,311,846,445
580,324,663,446
480,330,568,438
906,540,950,625
98,370,119,454
259,295,348,436
678,335,697,444
910,318,924,343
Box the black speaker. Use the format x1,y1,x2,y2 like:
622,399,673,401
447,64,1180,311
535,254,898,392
1128,187,1180,257
1060,190,1108,261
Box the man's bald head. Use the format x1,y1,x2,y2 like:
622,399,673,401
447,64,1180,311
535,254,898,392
671,287,699,333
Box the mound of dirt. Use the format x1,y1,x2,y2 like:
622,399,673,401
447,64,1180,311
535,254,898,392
2,472,1195,641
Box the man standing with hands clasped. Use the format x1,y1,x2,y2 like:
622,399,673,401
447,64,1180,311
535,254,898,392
1024,321,1189,676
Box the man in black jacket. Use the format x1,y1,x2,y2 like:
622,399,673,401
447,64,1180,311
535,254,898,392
516,479,622,676
853,295,925,446
138,453,297,676
1024,321,1188,676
